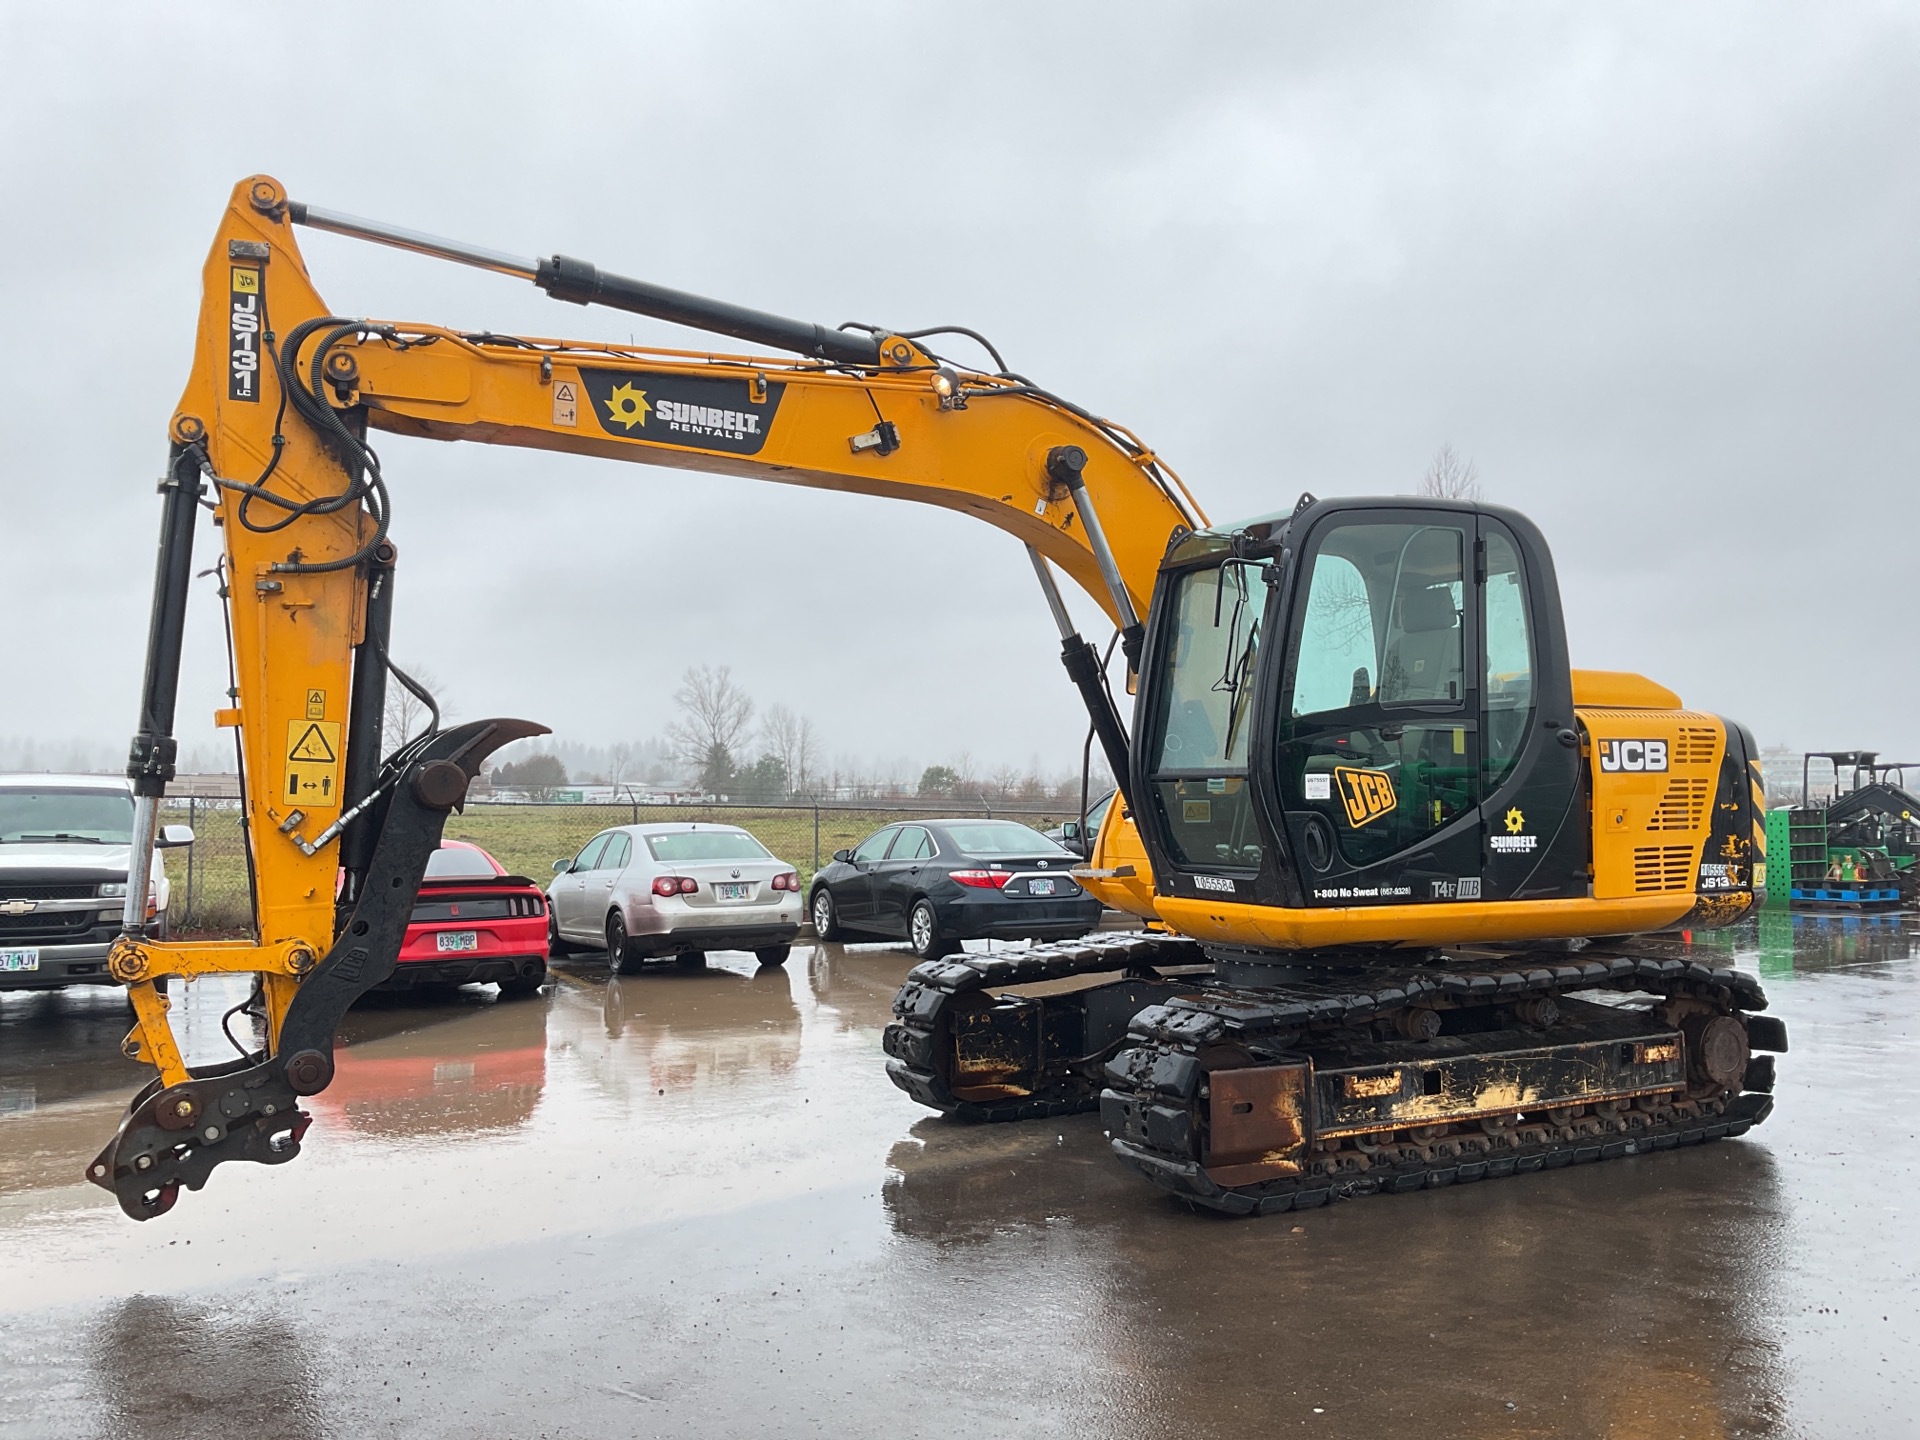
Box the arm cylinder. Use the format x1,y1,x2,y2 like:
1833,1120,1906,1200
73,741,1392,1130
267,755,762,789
287,200,881,365
123,445,203,930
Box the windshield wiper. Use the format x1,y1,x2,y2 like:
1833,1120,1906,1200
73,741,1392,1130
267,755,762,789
15,833,115,844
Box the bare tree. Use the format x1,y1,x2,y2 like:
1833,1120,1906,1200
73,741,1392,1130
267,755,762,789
760,704,822,798
666,665,754,789
1418,443,1482,501
606,740,636,795
793,715,821,796
383,661,445,748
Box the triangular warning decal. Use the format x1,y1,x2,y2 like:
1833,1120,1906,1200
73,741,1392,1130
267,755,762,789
288,723,337,763
555,381,576,401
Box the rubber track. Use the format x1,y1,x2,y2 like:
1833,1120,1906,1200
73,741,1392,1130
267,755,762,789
884,932,1204,1120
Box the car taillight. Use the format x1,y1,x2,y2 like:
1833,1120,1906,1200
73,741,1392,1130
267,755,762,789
951,870,1012,889
770,872,799,891
652,875,699,897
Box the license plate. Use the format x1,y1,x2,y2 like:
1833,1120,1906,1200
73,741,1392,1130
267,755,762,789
436,931,478,952
717,882,752,901
1028,878,1056,896
0,949,39,972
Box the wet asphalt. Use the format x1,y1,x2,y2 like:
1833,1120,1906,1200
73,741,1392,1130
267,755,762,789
0,912,1914,1439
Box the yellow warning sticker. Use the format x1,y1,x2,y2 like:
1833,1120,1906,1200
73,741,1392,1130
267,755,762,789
305,688,326,719
284,720,343,809
552,379,578,427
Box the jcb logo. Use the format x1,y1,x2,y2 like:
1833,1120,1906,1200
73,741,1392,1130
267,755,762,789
1598,739,1669,773
1334,766,1397,828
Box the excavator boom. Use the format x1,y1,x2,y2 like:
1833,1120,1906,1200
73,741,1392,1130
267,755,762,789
91,175,1192,1217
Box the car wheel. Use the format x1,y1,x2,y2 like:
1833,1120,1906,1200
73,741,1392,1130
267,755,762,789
498,963,548,1000
754,944,791,968
909,900,954,960
547,910,573,957
606,913,637,976
810,887,841,941
675,950,706,970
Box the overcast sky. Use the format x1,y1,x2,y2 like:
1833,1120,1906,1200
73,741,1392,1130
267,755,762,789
2,4,1916,781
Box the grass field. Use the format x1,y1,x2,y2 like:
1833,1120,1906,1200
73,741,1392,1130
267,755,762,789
163,798,1076,933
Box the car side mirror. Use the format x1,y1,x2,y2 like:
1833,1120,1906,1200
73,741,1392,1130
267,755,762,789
832,848,852,864
1060,821,1080,842
552,858,571,873
157,824,195,848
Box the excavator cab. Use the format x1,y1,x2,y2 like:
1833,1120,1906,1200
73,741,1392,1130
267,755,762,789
1131,497,1585,930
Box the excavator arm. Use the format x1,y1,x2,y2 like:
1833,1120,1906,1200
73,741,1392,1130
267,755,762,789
89,175,1201,1218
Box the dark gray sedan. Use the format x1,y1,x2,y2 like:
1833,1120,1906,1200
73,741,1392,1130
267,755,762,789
808,818,1101,959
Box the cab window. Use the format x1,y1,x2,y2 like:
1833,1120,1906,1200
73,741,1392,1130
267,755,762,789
1483,530,1534,787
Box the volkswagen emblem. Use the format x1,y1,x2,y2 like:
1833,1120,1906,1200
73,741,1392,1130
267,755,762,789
0,899,37,916
730,869,740,879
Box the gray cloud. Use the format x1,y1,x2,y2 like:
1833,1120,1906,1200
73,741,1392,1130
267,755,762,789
3,3,1915,778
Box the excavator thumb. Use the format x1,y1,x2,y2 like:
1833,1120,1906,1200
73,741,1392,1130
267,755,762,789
86,717,544,1220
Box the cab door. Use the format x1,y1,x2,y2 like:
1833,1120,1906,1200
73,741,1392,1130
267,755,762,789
1273,513,1486,905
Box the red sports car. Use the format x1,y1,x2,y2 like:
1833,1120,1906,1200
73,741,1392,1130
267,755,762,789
379,840,549,998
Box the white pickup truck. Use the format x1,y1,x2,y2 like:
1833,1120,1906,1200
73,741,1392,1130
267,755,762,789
0,774,193,993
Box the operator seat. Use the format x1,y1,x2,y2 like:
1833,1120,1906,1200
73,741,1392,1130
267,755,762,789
1378,587,1463,703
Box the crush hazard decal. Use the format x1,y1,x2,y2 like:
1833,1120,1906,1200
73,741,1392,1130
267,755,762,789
229,266,263,402
581,371,785,455
1334,766,1397,828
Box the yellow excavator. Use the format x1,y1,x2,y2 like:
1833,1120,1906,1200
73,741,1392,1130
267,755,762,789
89,175,1783,1220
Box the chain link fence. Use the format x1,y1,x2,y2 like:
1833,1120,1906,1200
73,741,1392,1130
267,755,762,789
163,795,1086,935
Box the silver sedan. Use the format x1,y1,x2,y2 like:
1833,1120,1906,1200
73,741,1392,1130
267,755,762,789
546,823,803,971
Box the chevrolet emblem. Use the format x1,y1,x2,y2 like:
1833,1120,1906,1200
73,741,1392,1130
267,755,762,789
0,899,37,916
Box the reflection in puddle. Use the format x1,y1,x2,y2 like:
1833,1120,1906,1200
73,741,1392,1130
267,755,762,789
88,1294,328,1440
312,992,549,1140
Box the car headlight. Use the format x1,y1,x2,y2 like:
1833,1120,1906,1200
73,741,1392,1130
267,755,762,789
97,882,127,898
